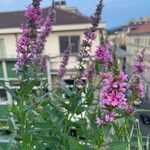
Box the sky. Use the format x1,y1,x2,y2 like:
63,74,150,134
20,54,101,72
0,0,150,28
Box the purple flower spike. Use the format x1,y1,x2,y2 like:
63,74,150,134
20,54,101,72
58,46,71,78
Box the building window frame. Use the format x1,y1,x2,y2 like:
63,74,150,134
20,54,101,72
59,35,80,54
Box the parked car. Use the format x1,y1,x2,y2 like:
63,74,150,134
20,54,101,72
139,114,150,125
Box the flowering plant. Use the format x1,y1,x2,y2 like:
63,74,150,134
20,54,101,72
0,0,149,150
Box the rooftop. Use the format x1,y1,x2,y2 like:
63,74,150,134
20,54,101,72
129,23,150,35
0,7,90,29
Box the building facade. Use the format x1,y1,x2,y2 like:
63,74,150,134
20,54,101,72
0,3,106,104
108,16,150,49
126,23,150,100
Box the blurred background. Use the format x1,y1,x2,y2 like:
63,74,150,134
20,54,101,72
0,0,149,148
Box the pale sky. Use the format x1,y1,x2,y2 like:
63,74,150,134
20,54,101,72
0,0,150,28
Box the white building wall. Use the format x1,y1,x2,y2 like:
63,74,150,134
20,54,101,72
0,27,100,58
0,23,105,104
0,34,17,58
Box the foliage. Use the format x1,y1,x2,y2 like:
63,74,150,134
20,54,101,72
0,0,149,150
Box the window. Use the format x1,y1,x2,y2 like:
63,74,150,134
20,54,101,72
6,61,18,78
59,36,69,53
63,79,86,99
142,39,144,44
63,79,74,99
61,1,66,5
0,62,4,78
134,38,137,44
145,39,148,46
0,89,7,101
137,38,140,44
0,39,5,57
148,39,150,46
59,36,80,54
134,38,142,45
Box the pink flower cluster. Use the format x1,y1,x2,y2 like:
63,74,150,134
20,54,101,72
96,50,146,126
99,72,111,80
99,71,127,108
34,8,56,56
15,0,42,72
137,80,144,97
41,9,56,38
15,0,56,73
130,75,145,98
36,8,56,71
96,111,117,126
95,42,112,63
84,30,96,42
131,49,146,99
80,65,95,78
124,104,134,113
58,48,71,78
96,71,135,125
83,0,103,43
79,0,103,66
132,49,146,74
25,4,43,27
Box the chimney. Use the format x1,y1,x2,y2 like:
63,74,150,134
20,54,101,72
54,1,66,9
54,1,80,14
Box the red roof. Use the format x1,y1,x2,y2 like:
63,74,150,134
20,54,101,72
130,23,150,34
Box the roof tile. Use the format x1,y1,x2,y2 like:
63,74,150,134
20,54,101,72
0,7,90,29
130,23,150,34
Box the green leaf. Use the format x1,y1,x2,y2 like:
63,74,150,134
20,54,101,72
107,142,128,150
76,106,86,115
60,82,72,97
95,61,103,74
19,80,37,96
146,135,150,150
136,109,150,113
70,91,82,112
85,82,94,105
65,135,85,150
0,81,18,100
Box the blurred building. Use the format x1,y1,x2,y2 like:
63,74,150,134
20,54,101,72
0,1,106,104
126,16,150,26
108,16,150,48
108,17,150,101
126,23,150,100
